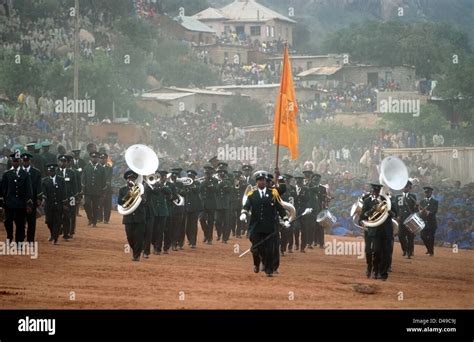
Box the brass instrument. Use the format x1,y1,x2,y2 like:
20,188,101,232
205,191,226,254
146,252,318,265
117,144,159,215
358,156,408,228
176,177,193,186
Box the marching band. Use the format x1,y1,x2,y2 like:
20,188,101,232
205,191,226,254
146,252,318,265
0,144,440,280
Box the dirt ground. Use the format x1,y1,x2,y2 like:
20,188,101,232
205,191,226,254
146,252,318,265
0,210,472,309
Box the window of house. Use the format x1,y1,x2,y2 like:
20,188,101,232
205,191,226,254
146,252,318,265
250,26,261,36
270,26,275,37
266,26,270,37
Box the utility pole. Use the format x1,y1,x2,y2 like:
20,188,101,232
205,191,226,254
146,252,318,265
72,0,79,149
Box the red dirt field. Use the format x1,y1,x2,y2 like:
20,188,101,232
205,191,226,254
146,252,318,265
0,210,473,309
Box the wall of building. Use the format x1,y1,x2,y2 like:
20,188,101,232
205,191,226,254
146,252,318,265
194,44,249,64
341,66,416,91
89,123,150,145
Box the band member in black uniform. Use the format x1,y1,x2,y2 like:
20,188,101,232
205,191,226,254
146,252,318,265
359,183,397,280
301,170,319,251
0,152,33,242
315,175,328,249
240,171,290,277
420,186,438,256
151,170,171,255
169,168,186,251
215,167,232,243
21,153,42,243
231,170,246,238
82,151,106,227
41,141,57,165
293,173,308,251
279,174,295,254
42,163,67,245
242,164,256,186
57,155,77,240
184,170,202,248
199,165,218,244
26,142,45,176
118,170,146,261
71,149,85,217
98,153,113,224
65,155,79,237
395,180,417,258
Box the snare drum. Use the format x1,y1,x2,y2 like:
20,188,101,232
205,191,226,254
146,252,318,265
403,212,425,235
316,209,337,233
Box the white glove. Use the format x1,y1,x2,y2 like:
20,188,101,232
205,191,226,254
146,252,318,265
303,208,313,215
283,220,291,229
239,213,247,222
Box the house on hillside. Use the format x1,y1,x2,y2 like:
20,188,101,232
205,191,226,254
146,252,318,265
153,14,217,45
192,0,296,46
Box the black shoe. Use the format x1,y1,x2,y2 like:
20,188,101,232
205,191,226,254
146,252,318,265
402,251,406,256
429,253,434,256
203,238,207,243
132,256,140,262
388,266,392,273
92,224,97,228
153,249,161,255
88,221,92,226
216,236,221,241
265,272,273,277
253,265,259,273
190,245,196,249
172,246,178,251
366,268,372,278
308,245,314,250
53,240,59,245
207,241,212,245
273,270,279,274
373,273,381,279
295,245,299,250
143,254,149,259
425,251,430,254
48,236,53,242
104,221,109,224
381,274,388,281
163,250,169,254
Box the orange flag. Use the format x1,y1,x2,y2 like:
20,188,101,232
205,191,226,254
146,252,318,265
273,45,299,160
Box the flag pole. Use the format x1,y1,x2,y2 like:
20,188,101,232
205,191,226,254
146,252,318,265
275,44,287,173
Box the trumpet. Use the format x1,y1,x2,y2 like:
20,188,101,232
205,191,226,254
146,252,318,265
176,177,193,186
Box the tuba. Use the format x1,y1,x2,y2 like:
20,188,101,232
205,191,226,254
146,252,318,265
358,156,408,228
118,144,159,215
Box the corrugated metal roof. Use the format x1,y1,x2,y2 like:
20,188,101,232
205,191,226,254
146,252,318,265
192,7,227,20
141,93,194,101
194,0,296,24
297,66,342,77
174,16,216,33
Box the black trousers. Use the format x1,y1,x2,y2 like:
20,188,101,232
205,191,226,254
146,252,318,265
215,208,230,242
380,235,393,278
199,209,215,242
293,220,301,249
231,207,245,237
365,233,382,275
4,208,26,242
185,211,199,246
25,208,37,242
421,228,436,254
315,222,325,247
300,215,313,251
250,231,277,275
61,205,76,238
84,195,100,225
125,222,145,259
45,207,63,243
152,216,169,252
98,191,112,222
70,205,77,235
169,213,185,248
399,224,415,256
280,225,294,252
143,215,154,255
